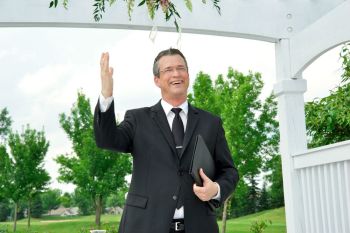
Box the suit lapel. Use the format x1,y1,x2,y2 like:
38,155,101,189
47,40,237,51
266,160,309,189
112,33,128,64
150,101,177,156
180,104,199,158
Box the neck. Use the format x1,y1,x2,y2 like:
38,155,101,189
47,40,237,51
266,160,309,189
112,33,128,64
162,96,187,107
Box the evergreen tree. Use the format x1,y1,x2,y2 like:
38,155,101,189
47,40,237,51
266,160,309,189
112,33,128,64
31,195,43,218
246,176,260,214
258,182,270,211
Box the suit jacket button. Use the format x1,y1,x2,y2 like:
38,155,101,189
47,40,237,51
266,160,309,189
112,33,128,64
173,195,177,200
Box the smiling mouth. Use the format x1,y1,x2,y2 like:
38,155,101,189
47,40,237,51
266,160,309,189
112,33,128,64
170,80,184,85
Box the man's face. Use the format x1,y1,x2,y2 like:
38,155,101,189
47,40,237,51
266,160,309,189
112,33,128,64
154,54,189,101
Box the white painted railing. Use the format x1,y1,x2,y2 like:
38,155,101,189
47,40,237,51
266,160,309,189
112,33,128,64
293,140,350,233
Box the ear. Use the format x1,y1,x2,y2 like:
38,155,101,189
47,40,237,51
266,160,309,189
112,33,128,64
154,76,161,88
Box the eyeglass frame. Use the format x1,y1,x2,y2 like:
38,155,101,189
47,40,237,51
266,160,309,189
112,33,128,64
158,66,188,75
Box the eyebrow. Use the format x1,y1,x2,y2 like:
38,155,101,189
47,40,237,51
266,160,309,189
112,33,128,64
162,65,186,69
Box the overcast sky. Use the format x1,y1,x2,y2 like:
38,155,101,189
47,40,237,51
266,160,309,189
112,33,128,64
0,27,343,193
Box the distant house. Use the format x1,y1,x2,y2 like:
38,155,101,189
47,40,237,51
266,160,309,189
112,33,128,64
47,206,79,216
105,206,123,215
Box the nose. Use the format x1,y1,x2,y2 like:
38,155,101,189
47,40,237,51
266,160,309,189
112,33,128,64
172,67,183,76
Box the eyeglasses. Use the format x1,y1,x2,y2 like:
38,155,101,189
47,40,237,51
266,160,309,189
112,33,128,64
159,66,188,75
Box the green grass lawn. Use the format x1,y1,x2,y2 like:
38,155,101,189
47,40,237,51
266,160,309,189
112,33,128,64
0,207,286,233
218,208,286,233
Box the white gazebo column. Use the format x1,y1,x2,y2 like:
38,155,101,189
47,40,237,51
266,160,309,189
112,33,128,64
274,39,308,233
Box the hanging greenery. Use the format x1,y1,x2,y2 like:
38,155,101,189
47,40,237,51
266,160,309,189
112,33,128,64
49,0,221,32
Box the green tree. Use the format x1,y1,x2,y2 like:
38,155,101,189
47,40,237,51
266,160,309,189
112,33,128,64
305,83,350,148
0,199,11,222
41,189,62,212
230,181,249,217
265,155,284,208
0,108,12,144
8,125,50,229
246,177,260,214
0,144,25,232
72,188,94,216
258,182,269,211
106,185,128,208
0,108,11,207
305,43,350,148
60,192,73,208
188,68,279,231
56,91,132,226
340,42,350,84
31,195,43,218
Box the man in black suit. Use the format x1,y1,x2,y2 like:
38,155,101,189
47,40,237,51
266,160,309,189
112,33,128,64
94,48,239,233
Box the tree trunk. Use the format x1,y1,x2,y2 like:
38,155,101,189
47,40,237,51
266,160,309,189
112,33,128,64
221,195,232,233
13,202,18,232
95,195,102,227
27,198,31,228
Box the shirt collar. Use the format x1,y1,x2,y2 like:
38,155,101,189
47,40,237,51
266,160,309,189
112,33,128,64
161,99,188,116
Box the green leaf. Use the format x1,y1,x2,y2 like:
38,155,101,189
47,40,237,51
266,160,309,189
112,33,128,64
109,0,117,6
184,0,192,12
174,10,181,18
63,0,69,10
49,1,54,8
138,0,146,7
127,0,135,21
145,0,156,19
165,12,170,21
213,0,221,15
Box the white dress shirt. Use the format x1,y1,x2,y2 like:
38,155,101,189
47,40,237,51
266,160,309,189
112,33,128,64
99,94,220,219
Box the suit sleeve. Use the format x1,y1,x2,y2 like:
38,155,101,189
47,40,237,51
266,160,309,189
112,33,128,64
94,99,135,153
211,118,239,207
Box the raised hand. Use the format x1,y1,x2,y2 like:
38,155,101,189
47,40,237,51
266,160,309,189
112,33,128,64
193,168,219,202
100,52,114,98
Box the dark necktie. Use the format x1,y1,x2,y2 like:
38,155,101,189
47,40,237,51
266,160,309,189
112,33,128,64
171,108,184,209
171,108,184,154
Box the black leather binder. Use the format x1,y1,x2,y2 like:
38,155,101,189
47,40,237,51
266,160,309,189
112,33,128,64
190,135,216,187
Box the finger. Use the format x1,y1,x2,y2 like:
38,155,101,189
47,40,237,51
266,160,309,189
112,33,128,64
199,168,209,182
100,52,109,72
193,183,198,192
109,67,114,76
100,52,105,67
105,52,110,70
193,184,201,194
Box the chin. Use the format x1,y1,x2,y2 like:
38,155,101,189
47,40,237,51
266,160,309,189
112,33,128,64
171,93,187,100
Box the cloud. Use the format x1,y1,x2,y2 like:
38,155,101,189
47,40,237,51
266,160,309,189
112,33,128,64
0,48,18,60
18,64,73,96
303,45,343,102
0,47,36,63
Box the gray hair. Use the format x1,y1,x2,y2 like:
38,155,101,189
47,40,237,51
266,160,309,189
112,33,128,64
153,48,188,77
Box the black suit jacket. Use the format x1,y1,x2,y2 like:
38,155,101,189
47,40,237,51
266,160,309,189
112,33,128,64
94,100,239,233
